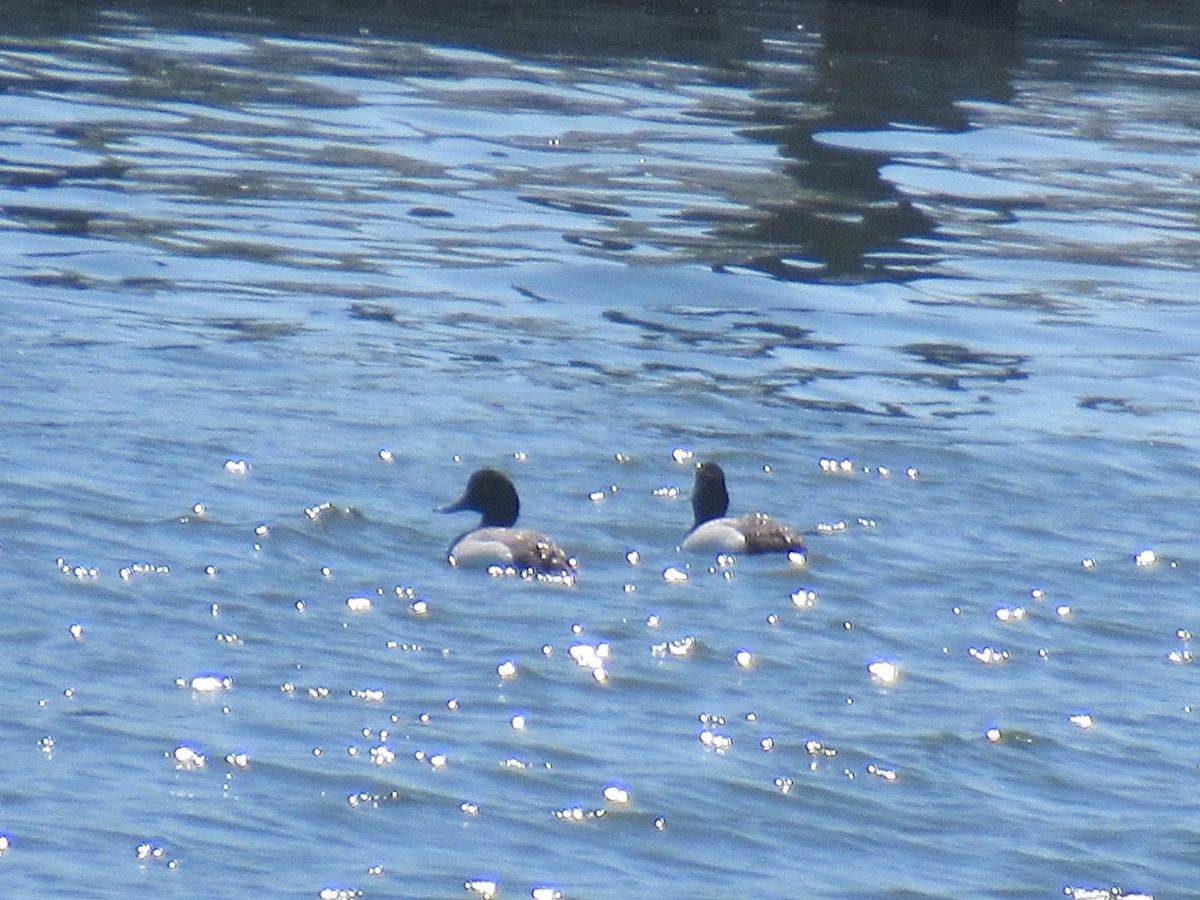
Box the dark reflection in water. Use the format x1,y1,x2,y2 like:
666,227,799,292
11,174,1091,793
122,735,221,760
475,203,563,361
743,3,1018,281
1,0,1197,295
345,0,1021,282
901,342,1028,390
0,0,1022,284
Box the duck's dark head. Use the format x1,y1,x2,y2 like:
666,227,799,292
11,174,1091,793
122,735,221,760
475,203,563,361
692,461,730,528
441,468,520,527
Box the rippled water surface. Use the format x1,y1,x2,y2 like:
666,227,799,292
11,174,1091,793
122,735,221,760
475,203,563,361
1,1,1199,896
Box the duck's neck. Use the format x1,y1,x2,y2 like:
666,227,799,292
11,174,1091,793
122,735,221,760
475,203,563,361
693,483,729,528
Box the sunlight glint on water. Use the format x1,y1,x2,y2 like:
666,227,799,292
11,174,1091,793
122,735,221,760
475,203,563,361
0,1,1197,897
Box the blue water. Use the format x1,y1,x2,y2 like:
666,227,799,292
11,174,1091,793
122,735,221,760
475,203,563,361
1,1,1198,897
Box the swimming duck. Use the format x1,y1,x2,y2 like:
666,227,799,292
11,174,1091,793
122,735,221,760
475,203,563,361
682,461,806,559
441,468,577,581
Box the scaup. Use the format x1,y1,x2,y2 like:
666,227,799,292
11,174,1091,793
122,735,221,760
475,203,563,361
682,461,806,560
441,468,578,582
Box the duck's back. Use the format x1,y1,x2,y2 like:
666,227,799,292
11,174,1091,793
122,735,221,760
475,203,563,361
450,526,576,577
682,514,804,555
733,513,806,554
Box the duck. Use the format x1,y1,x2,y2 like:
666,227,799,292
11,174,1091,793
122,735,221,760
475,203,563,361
681,461,806,559
440,468,577,582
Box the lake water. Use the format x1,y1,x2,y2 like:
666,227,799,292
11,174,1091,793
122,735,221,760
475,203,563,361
1,0,1198,896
